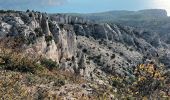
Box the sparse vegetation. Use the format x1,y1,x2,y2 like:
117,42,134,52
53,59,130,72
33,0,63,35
59,23,64,29
53,79,65,87
130,63,169,98
119,52,124,56
0,47,42,73
34,28,43,37
40,58,59,70
0,10,6,13
107,63,170,99
129,48,133,51
26,9,30,13
111,54,116,59
45,35,53,42
82,48,88,53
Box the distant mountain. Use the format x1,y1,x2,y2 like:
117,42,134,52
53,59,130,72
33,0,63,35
68,9,167,21
67,9,170,43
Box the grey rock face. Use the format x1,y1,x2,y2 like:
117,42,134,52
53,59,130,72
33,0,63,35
41,14,51,36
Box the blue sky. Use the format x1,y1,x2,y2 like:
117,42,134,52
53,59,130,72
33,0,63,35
0,0,170,15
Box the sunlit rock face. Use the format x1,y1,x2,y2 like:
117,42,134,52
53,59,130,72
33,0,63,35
0,10,169,78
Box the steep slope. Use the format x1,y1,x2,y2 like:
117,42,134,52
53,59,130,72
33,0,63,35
0,10,170,99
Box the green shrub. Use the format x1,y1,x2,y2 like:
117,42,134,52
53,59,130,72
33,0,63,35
53,79,65,87
131,64,167,97
82,48,87,53
45,36,53,42
119,52,124,56
41,58,59,70
129,48,133,51
111,54,116,59
0,10,6,13
26,9,30,13
59,23,64,29
34,28,43,37
0,49,41,73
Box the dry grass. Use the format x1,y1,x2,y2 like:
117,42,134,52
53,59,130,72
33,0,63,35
0,38,90,99
0,69,89,99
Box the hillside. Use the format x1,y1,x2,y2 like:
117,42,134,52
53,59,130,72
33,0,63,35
67,9,170,42
0,10,170,99
68,9,167,21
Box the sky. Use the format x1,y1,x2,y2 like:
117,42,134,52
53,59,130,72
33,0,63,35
0,0,170,15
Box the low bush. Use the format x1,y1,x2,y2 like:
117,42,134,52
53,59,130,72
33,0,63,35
53,79,65,87
0,48,42,73
59,23,64,29
111,54,116,59
34,28,43,37
45,35,53,42
130,64,167,98
40,58,59,70
119,52,124,56
108,63,170,99
0,10,6,13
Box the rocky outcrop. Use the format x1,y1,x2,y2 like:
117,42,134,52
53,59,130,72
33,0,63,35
41,14,51,36
50,14,91,24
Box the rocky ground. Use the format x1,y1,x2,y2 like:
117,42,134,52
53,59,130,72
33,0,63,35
0,10,170,99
